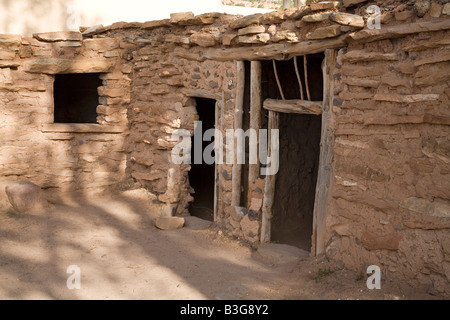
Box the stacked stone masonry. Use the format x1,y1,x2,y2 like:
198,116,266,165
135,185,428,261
1,0,449,295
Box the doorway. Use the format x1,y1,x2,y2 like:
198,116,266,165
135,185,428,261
271,113,322,250
188,98,216,221
260,53,325,251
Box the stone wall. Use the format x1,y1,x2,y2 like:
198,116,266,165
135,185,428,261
0,31,131,205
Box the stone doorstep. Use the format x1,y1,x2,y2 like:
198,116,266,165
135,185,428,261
256,243,310,265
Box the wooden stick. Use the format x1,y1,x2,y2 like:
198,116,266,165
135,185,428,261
272,59,285,100
248,61,262,202
263,99,323,115
294,56,304,100
304,55,311,101
231,61,245,207
260,110,279,244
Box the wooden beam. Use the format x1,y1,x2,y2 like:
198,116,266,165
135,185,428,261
350,18,450,43
312,49,336,256
260,110,279,244
248,61,262,203
263,99,323,115
231,61,245,207
202,35,347,61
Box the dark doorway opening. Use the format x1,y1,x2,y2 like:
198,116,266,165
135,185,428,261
271,113,322,251
188,98,216,222
53,73,102,123
261,53,324,251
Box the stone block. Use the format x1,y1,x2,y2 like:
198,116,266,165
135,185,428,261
170,12,194,24
361,232,400,251
306,25,341,40
154,217,185,230
329,12,364,28
5,181,48,213
256,243,309,265
310,1,340,11
229,14,262,29
33,31,82,42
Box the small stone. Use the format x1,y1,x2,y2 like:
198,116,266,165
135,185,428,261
301,12,332,22
429,3,443,17
306,25,341,40
443,3,450,15
5,181,48,213
170,12,194,24
190,33,216,47
237,25,266,36
33,31,82,42
209,81,219,89
229,14,262,29
414,0,431,17
329,12,365,28
310,1,340,11
395,10,414,21
154,217,185,230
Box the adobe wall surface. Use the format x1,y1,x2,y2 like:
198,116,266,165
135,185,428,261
1,0,449,295
0,32,131,205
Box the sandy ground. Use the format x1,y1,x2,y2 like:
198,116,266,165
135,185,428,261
0,189,441,300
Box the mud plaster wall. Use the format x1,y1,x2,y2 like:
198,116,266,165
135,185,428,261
328,31,450,295
0,33,131,206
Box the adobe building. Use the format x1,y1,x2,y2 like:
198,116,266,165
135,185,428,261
0,1,449,295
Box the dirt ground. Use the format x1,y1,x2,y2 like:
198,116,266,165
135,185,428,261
0,189,441,300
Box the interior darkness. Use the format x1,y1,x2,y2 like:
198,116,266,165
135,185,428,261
271,113,321,250
262,54,324,251
53,73,102,123
188,98,216,221
261,53,324,101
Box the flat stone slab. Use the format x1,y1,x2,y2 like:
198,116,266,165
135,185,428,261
5,181,48,213
154,217,185,230
184,216,212,230
256,243,310,265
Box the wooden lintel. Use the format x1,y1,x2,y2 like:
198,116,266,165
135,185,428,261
180,88,222,100
263,99,323,115
203,35,347,61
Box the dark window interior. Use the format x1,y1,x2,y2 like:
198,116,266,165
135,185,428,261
53,73,102,123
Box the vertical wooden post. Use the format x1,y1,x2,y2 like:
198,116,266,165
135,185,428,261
232,61,245,207
248,61,262,205
214,100,221,222
312,49,336,256
293,0,300,8
283,0,291,9
260,110,279,244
